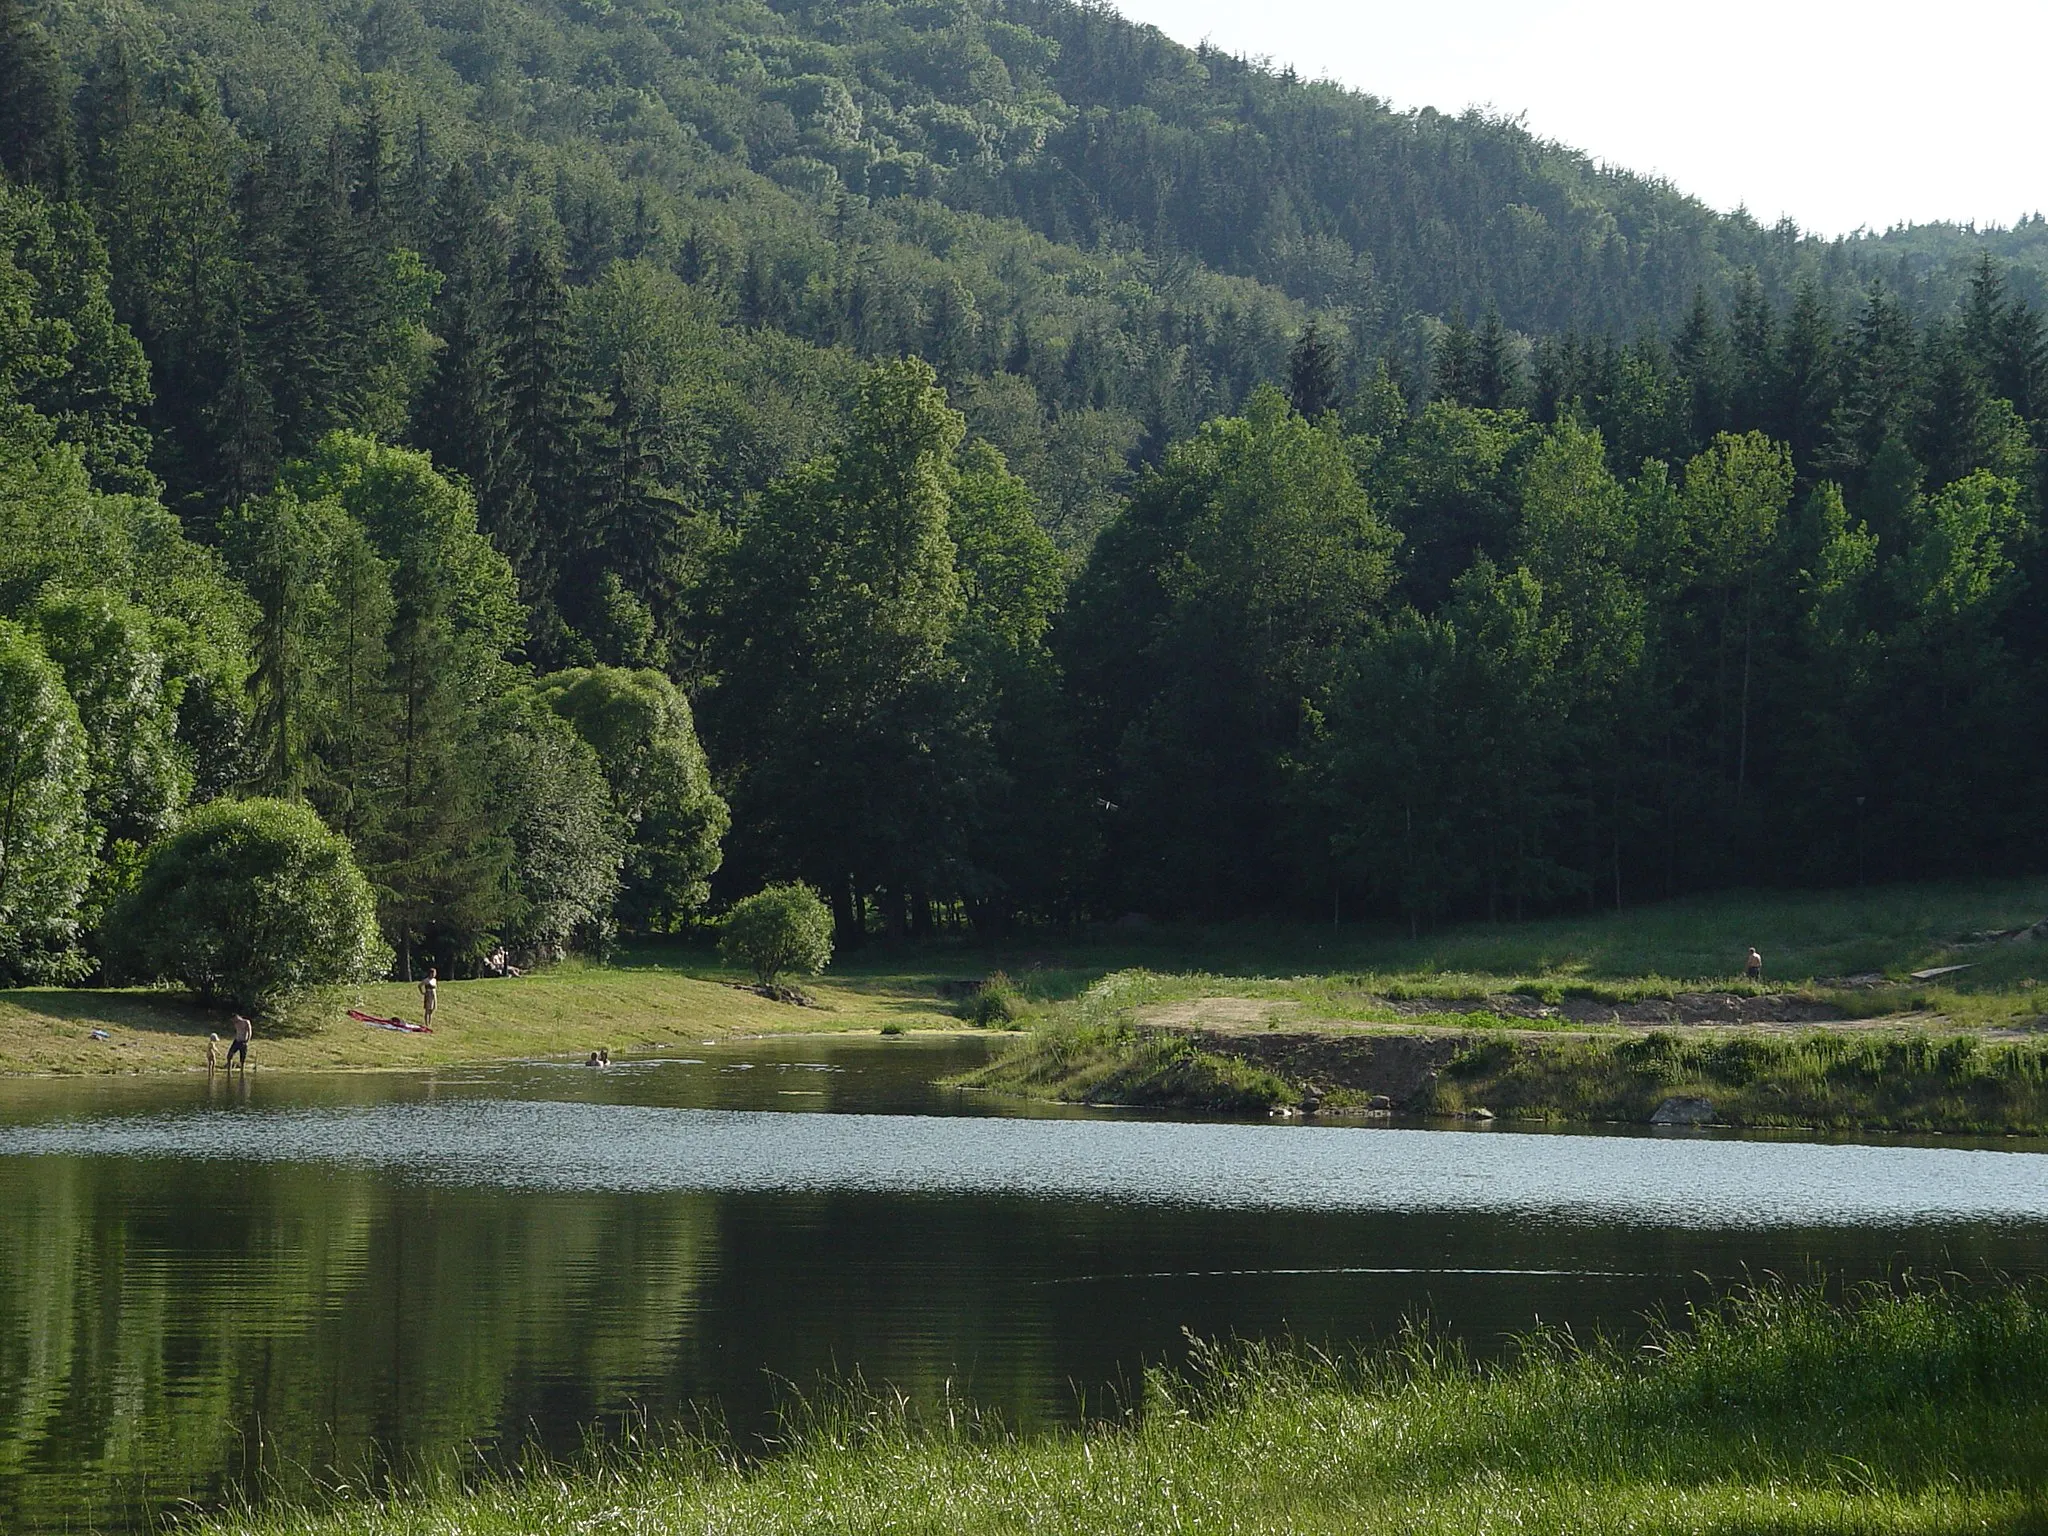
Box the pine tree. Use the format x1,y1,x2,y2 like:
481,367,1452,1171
501,235,582,612
1672,286,1731,449
237,144,338,455
353,102,392,232
1286,320,1342,418
1472,307,1520,411
206,300,282,511
397,113,435,250
413,163,508,510
1823,281,1920,489
1777,280,1836,478
1917,326,1998,489
1434,313,1477,406
0,0,74,196
73,39,134,199
583,367,696,659
1727,269,1776,433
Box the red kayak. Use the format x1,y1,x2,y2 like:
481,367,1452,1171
348,1009,432,1033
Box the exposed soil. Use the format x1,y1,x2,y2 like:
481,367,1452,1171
732,982,823,1007
1195,1030,1464,1110
1138,989,1848,1034
1141,997,1302,1030
1386,990,1847,1026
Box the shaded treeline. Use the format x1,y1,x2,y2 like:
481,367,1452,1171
2,0,2047,968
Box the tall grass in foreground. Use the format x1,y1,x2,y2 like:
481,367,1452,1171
195,1284,2048,1535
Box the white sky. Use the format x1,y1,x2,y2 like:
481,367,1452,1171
1104,0,2046,239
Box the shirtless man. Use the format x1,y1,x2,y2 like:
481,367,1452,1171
1745,947,1763,982
226,1014,252,1070
420,967,438,1028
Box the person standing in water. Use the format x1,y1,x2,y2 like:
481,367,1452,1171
226,1014,252,1070
420,967,438,1028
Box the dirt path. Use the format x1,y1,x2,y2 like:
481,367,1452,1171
1137,990,1879,1034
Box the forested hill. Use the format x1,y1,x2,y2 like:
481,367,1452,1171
5,0,2048,990
7,0,2006,375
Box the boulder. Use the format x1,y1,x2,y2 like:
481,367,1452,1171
1368,1094,1394,1111
1469,1106,1496,1121
1651,1096,1716,1126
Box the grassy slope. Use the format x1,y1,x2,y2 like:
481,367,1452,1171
0,960,958,1075
189,1285,2048,1536
949,879,2048,1130
10,876,2048,1077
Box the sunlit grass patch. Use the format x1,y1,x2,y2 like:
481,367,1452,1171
190,1282,2048,1536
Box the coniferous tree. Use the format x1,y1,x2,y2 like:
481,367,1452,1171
413,164,508,518
1727,270,1777,434
0,0,73,195
1672,286,1732,449
1433,314,1477,406
1286,320,1342,418
205,297,282,512
1823,282,1920,491
1777,280,1837,478
72,38,133,200
500,235,581,624
1472,307,1520,410
1918,327,2002,489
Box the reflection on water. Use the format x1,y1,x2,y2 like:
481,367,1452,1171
2,1038,2047,1535
12,1098,2048,1226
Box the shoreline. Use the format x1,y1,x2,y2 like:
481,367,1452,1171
959,1018,2048,1137
0,969,966,1079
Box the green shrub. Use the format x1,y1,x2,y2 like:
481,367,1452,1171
106,797,386,1011
962,970,1026,1026
719,881,834,986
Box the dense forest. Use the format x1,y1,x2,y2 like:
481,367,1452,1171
1,0,2046,986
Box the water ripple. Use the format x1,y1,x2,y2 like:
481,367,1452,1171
4,1100,2047,1227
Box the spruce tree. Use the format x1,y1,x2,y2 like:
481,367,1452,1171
1823,281,1920,490
413,163,508,512
1472,308,1520,411
1777,280,1836,477
0,0,74,195
1433,314,1477,406
501,235,582,614
1672,286,1732,449
1286,320,1342,418
1917,327,1998,489
1727,269,1776,433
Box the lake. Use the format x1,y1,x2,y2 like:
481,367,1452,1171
4,1034,2048,1534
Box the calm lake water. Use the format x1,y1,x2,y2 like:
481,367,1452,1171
5,1035,2048,1534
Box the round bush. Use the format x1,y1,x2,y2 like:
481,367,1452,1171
962,970,1025,1026
719,882,834,987
109,798,386,1010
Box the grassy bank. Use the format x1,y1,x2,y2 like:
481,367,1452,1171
965,1014,2048,1133
0,961,957,1075
11,875,2048,1077
1425,1029,2048,1132
189,1283,2048,1535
